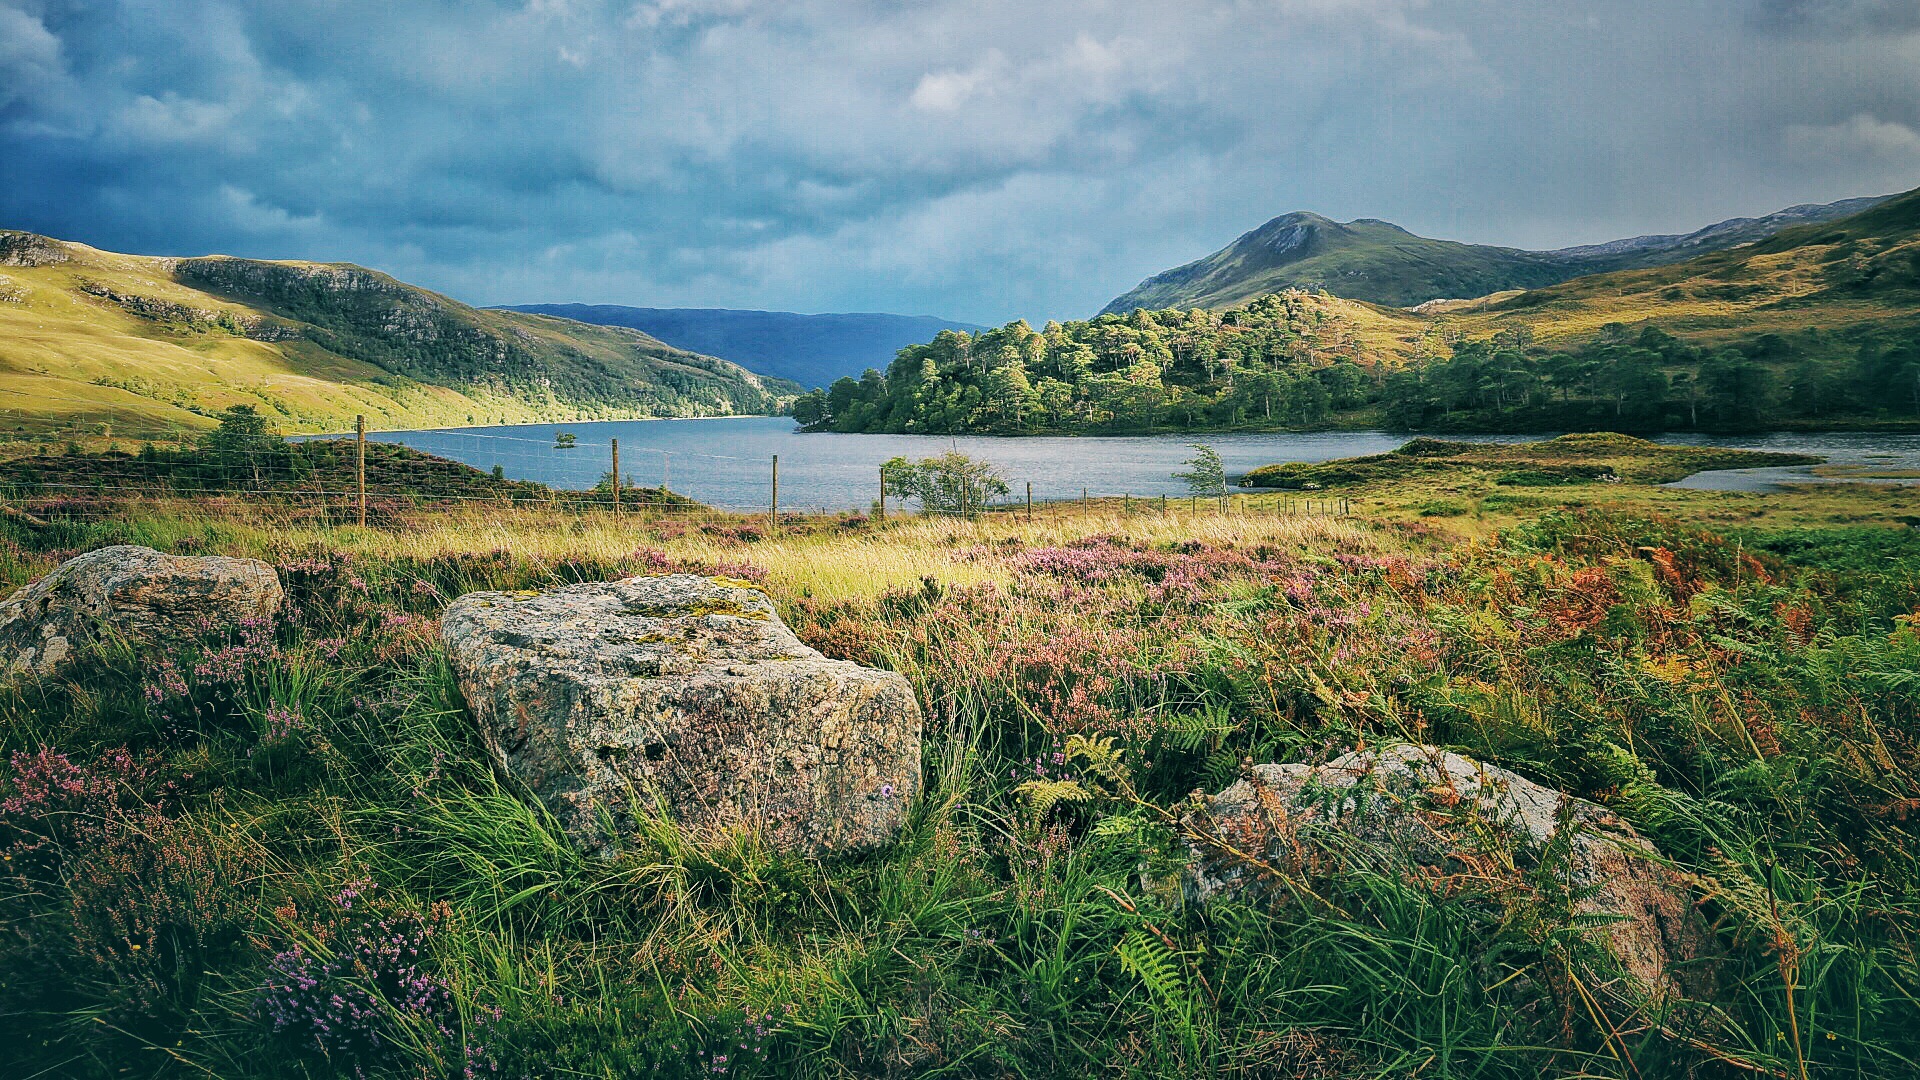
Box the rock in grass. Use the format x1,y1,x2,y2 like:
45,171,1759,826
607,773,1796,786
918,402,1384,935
1185,744,1716,998
441,574,921,858
0,544,283,682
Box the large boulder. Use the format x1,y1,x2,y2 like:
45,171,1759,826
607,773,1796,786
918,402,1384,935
0,545,283,682
441,574,921,858
1185,744,1716,998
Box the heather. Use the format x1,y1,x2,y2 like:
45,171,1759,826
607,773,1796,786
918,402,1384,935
0,495,1917,1078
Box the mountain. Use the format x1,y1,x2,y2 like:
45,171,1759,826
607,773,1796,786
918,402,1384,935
1453,184,1920,348
818,185,1920,436
1102,194,1889,313
1542,196,1888,264
0,232,798,438
499,305,989,389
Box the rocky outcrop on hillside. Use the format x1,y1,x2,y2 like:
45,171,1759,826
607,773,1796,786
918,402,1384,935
1185,744,1717,998
0,231,70,268
72,279,301,340
0,545,283,682
442,574,922,858
177,257,473,347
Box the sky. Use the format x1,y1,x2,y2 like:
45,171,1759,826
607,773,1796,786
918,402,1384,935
2,1,1917,325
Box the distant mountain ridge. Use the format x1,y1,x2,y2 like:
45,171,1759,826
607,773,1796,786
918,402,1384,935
500,305,988,390
1102,194,1890,313
1543,196,1888,261
0,231,797,437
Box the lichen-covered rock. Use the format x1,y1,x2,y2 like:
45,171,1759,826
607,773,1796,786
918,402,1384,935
1185,744,1716,998
0,545,283,682
441,574,921,858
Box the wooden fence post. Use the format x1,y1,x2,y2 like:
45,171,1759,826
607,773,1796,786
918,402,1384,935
878,466,886,521
770,454,779,528
611,438,620,513
354,414,366,527
1026,481,1033,524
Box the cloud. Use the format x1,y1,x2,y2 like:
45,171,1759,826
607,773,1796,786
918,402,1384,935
0,1,1912,324
1785,113,1920,160
216,184,327,235
0,3,69,118
1752,0,1920,35
910,53,1007,114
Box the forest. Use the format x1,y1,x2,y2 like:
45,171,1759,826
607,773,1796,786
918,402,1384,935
789,292,1920,435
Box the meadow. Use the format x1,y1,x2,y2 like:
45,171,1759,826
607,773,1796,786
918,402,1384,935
1,465,1917,1078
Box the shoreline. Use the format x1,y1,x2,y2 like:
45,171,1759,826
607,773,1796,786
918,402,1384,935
295,411,790,440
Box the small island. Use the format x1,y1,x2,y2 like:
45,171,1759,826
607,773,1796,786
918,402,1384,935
1239,432,1822,489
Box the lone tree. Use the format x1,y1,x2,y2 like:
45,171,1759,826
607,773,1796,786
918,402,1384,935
881,452,1009,518
1174,443,1226,500
199,404,300,488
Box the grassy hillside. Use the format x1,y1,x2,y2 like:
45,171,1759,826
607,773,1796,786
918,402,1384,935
1102,196,1885,313
1451,186,1920,348
502,304,988,390
0,232,799,440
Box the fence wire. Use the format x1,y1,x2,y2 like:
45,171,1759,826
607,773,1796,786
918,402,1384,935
0,394,1358,526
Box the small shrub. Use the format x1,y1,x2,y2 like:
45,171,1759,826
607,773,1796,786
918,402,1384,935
257,881,487,1076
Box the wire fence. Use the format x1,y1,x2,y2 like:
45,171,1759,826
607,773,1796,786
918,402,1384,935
0,395,1359,528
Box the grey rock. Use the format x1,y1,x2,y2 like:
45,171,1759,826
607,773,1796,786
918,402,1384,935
441,574,921,858
1185,744,1716,998
0,231,70,268
0,545,283,682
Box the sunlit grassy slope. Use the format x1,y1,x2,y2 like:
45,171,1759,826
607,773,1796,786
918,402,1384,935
0,231,798,439
1447,185,1920,348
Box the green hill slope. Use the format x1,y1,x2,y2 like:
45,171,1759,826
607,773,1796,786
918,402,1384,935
1378,187,1920,430
1102,196,1885,313
499,305,989,390
1454,185,1920,347
0,232,799,439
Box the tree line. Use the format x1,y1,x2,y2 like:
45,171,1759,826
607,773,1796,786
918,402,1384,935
1381,324,1920,432
791,292,1920,435
791,292,1380,435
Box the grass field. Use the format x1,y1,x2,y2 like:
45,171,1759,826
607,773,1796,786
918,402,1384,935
1,446,1918,1077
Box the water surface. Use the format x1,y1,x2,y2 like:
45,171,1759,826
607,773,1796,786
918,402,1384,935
319,418,1920,511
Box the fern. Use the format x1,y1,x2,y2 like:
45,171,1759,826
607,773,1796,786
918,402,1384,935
1116,930,1189,1017
1065,734,1131,786
1091,813,1147,843
1015,778,1091,818
1156,705,1237,752
1200,748,1242,793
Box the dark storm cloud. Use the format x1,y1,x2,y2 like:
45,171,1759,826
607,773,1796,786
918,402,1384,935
1752,0,1920,35
1,0,1915,323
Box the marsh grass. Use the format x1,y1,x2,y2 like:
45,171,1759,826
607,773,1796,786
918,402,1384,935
0,492,1916,1077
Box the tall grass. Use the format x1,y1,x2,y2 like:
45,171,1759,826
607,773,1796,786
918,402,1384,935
0,500,1915,1077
